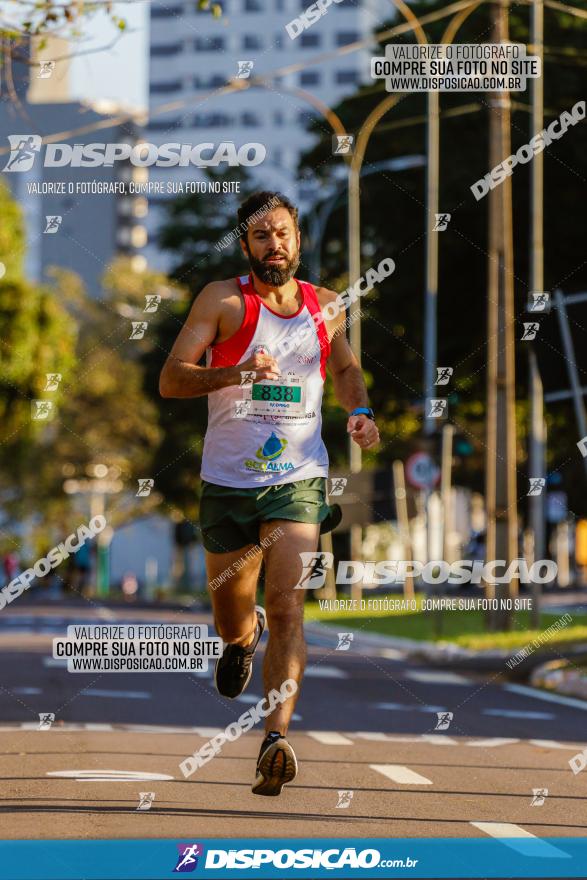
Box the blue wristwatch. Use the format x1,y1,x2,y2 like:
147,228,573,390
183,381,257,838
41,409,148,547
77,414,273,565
349,406,375,420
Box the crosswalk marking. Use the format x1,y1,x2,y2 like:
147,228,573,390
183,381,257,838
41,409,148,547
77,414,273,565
504,683,587,712
483,709,554,720
308,732,353,745
0,724,583,754
81,689,151,700
304,666,348,679
370,764,433,785
471,823,570,858
405,670,472,685
374,702,447,713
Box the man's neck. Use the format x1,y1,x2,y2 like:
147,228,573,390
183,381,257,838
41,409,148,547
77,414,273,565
249,272,300,308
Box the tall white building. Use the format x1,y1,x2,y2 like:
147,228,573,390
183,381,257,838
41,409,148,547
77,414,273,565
145,0,393,268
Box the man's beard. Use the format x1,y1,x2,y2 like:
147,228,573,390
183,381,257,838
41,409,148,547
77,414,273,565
247,248,300,286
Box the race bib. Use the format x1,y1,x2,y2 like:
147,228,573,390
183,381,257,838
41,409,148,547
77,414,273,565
236,374,306,416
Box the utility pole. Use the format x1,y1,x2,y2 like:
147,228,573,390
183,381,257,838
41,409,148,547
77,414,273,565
528,0,545,627
424,91,440,438
484,0,518,629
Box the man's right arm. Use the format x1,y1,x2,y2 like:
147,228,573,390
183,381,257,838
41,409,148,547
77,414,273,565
159,284,239,399
159,283,279,399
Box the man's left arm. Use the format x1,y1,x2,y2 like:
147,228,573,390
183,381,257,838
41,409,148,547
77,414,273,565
322,293,380,450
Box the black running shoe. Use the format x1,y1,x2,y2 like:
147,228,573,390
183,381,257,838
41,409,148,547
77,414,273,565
252,730,298,796
214,606,266,699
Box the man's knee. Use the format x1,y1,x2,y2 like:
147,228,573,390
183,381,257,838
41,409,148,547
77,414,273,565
266,605,304,635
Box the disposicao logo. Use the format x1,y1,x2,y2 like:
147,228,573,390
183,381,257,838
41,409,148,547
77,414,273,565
2,136,266,171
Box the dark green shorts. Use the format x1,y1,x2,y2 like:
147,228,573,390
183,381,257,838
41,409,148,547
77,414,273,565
199,477,342,554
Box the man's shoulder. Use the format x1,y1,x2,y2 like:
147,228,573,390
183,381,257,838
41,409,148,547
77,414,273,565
198,277,242,300
312,285,340,307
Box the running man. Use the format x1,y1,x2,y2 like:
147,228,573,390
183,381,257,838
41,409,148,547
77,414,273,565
160,191,379,795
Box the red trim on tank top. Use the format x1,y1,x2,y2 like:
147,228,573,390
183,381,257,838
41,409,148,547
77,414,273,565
209,277,259,368
299,280,330,381
250,274,306,320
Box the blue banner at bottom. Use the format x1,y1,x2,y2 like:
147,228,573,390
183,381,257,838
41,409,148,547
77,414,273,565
1,838,586,880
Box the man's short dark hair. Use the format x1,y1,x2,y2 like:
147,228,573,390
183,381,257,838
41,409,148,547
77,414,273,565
237,191,299,246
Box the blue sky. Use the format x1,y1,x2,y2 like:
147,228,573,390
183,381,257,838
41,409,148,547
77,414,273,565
69,2,148,111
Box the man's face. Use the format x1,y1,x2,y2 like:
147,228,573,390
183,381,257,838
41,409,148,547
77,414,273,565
241,206,301,286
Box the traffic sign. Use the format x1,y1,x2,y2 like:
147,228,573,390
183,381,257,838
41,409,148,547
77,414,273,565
405,453,440,490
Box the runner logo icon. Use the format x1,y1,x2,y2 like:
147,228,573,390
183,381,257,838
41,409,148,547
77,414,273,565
3,135,42,172
174,843,204,872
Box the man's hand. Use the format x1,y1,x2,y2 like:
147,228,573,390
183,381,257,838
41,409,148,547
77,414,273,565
347,414,380,449
238,352,281,382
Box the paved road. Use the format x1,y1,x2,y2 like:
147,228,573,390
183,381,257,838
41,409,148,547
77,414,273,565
0,601,586,840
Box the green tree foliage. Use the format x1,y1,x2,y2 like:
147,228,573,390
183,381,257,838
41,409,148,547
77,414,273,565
298,0,587,504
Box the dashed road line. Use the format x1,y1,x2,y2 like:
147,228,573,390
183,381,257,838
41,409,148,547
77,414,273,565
308,732,354,745
370,764,433,785
405,670,472,685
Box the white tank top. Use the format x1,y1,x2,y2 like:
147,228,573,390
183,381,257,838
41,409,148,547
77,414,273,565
201,273,330,488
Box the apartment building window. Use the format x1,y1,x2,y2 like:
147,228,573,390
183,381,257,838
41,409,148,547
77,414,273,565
193,75,226,89
241,111,261,126
193,113,233,126
243,34,263,49
300,33,321,47
335,69,359,84
244,0,263,10
148,118,183,131
151,5,183,16
300,71,320,86
336,31,359,46
151,43,183,57
150,80,183,94
297,110,318,126
194,36,225,51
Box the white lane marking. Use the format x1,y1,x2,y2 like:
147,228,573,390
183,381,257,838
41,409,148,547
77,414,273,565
378,648,406,660
81,689,151,700
471,823,570,858
483,708,555,720
96,608,116,620
375,702,447,713
233,694,301,719
305,666,348,679
504,683,587,712
406,670,472,685
43,658,66,668
530,739,583,750
355,732,455,745
370,764,433,785
84,724,116,731
47,769,174,782
421,734,458,746
12,687,42,695
308,732,354,745
466,738,519,747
